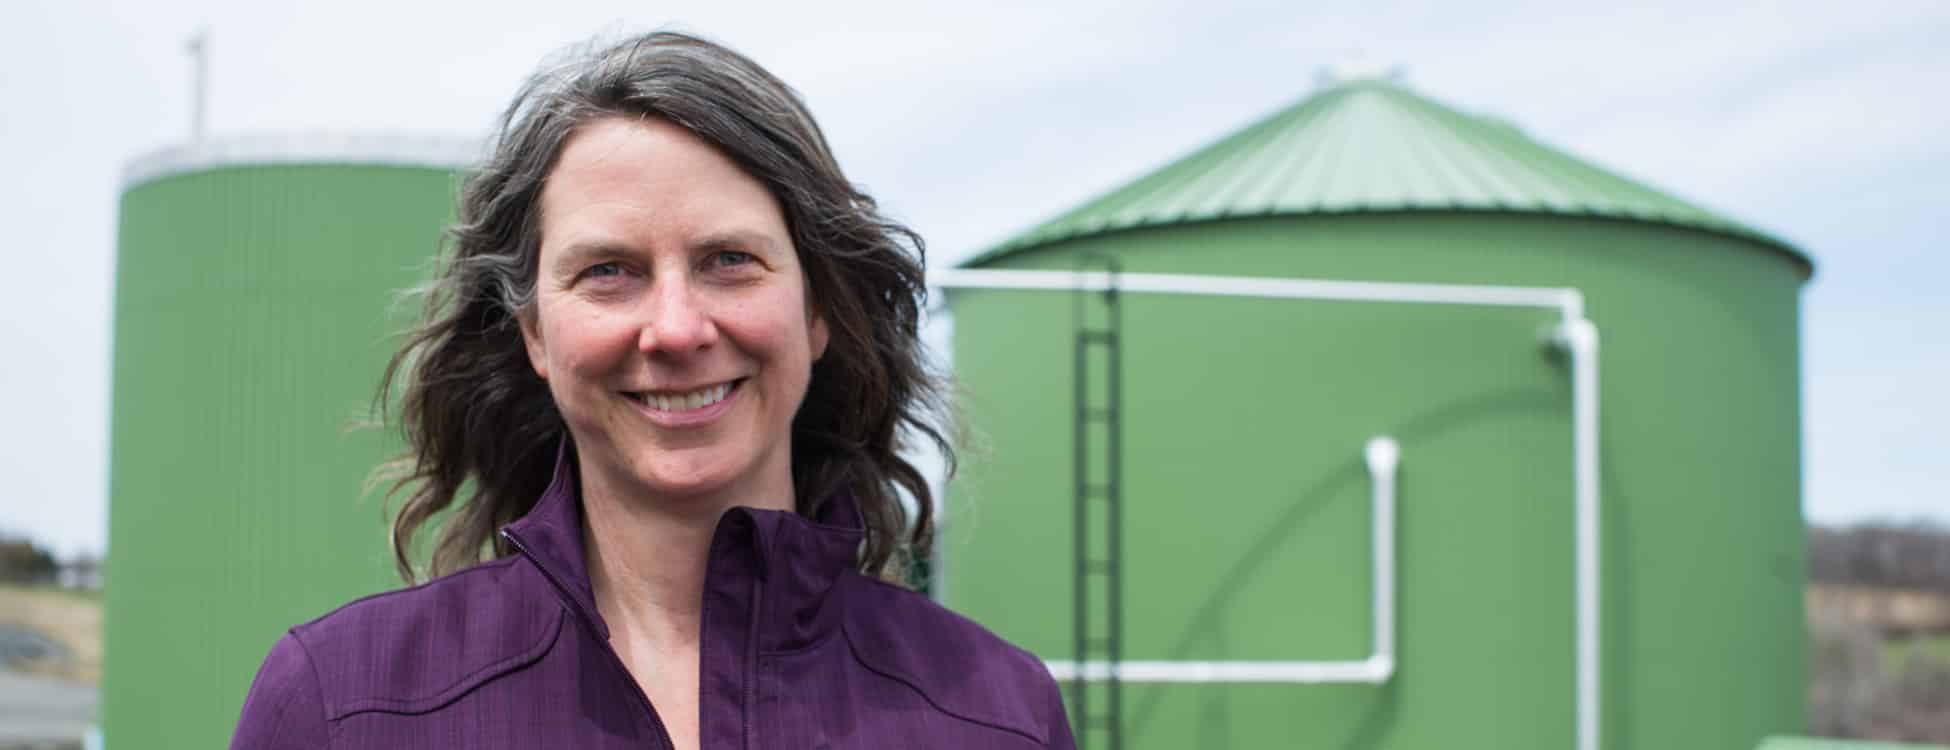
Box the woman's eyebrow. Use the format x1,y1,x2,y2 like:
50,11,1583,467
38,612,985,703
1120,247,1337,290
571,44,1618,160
691,229,780,255
552,240,635,271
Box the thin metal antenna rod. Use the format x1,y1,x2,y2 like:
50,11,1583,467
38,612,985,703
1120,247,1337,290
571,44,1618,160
186,29,209,140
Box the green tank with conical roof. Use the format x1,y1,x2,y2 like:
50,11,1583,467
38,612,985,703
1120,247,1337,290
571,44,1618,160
942,78,1809,750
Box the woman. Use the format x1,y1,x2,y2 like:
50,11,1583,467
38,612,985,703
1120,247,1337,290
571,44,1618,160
232,32,1074,750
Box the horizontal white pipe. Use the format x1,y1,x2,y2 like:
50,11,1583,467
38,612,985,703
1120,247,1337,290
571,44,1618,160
1042,437,1399,686
931,268,1582,318
1043,656,1394,684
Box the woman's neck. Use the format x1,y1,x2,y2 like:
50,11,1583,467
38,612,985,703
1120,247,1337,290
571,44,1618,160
577,462,796,646
578,465,796,750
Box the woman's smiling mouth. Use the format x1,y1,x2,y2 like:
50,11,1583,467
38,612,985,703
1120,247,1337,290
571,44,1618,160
623,378,745,425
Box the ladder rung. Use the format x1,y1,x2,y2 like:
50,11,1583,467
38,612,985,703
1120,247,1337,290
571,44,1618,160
1082,408,1113,420
1078,331,1115,344
1081,484,1112,497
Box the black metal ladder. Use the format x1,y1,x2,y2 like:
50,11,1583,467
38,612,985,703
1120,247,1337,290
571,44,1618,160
1072,256,1123,750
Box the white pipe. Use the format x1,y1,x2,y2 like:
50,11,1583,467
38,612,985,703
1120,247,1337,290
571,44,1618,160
1044,656,1393,683
936,269,1598,750
1557,318,1600,750
933,268,1581,317
1042,435,1399,685
1366,437,1399,675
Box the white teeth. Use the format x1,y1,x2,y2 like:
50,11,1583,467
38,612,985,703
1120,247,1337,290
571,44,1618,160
640,382,733,412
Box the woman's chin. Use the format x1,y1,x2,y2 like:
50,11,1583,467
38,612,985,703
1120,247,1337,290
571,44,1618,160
623,456,746,504
634,473,735,504
606,441,791,510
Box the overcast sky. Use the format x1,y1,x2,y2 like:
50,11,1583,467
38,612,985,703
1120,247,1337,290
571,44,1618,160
3,0,1945,558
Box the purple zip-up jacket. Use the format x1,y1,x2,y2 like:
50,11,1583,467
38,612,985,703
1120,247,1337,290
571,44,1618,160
231,447,1075,749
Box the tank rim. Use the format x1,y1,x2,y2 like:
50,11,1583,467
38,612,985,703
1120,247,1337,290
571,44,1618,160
121,132,481,190
960,207,1815,281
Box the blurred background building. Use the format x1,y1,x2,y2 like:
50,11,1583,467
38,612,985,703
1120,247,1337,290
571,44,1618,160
102,135,471,748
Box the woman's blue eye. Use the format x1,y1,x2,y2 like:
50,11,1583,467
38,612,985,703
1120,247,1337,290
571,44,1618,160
586,262,623,278
713,251,753,268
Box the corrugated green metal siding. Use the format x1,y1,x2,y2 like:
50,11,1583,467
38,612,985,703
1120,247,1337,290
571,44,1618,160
946,212,1806,750
971,81,1805,271
105,164,456,749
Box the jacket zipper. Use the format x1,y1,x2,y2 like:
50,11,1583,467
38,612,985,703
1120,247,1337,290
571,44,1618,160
500,528,679,750
695,523,764,750
744,575,762,750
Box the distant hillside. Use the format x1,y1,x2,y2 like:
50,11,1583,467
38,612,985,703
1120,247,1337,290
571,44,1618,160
0,585,99,685
1811,525,1950,592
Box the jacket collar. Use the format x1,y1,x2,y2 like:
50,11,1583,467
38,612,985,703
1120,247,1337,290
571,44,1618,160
500,438,865,651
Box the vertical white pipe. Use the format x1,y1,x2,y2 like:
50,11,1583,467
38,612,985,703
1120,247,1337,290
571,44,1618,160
1559,318,1601,750
1364,437,1400,674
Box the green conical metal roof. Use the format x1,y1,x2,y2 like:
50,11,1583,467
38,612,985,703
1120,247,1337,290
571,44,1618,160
967,80,1809,273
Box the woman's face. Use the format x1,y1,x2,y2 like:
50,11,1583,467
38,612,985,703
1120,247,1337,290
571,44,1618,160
521,116,827,507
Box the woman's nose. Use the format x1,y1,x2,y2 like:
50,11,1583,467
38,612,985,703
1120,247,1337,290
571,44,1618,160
637,279,719,356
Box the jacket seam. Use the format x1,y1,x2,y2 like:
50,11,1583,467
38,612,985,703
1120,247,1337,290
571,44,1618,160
296,557,523,630
840,624,1047,745
326,607,565,719
756,625,842,658
283,630,339,749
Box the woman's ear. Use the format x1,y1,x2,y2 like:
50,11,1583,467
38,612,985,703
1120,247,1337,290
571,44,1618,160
810,312,830,362
518,305,550,380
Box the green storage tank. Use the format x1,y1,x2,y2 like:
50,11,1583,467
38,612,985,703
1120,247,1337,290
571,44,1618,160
105,135,472,749
942,79,1811,750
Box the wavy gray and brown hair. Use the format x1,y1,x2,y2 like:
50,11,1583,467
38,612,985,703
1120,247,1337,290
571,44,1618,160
377,31,953,584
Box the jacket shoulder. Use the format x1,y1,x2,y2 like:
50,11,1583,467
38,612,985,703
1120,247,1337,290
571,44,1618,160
232,632,331,749
839,574,1066,746
285,556,564,719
